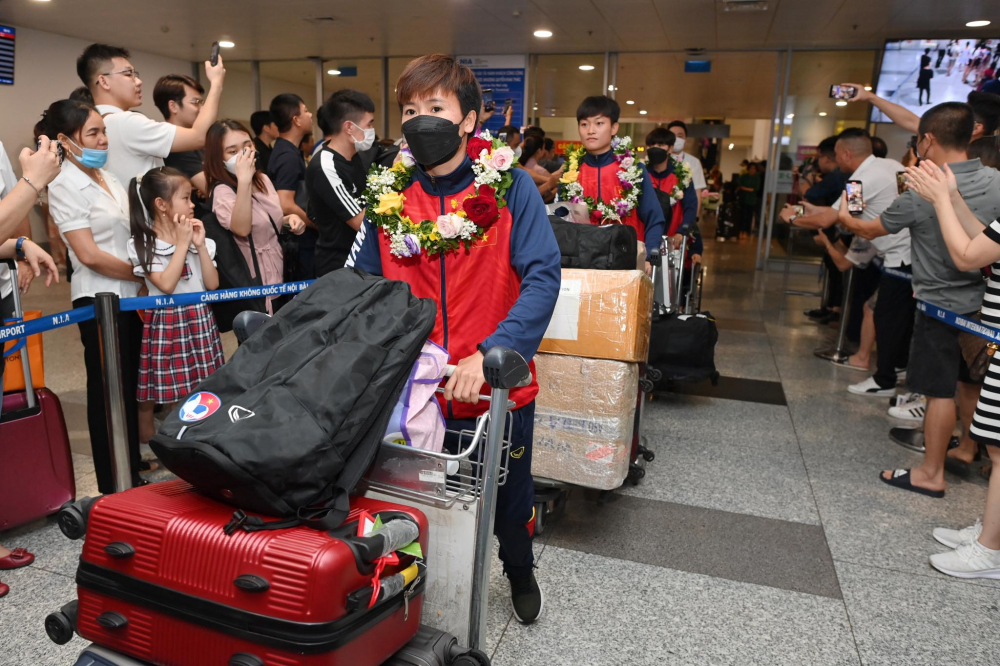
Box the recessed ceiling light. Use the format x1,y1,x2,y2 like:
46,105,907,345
533,29,553,38
639,110,648,115
786,113,794,119
327,69,341,75
626,100,635,105
966,20,991,27
819,112,828,117
579,65,595,71
835,100,848,107
728,143,734,150
218,40,235,48
863,85,872,91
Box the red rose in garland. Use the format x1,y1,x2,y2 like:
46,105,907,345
590,209,604,225
466,136,492,161
463,184,500,228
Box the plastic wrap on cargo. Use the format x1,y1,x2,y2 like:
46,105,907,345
539,269,653,362
531,354,638,489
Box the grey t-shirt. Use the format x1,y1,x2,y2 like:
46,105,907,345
881,159,1000,313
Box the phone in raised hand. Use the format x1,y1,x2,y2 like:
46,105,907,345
829,84,857,100
846,180,864,216
210,41,220,67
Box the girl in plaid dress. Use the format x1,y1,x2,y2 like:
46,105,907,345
126,167,224,444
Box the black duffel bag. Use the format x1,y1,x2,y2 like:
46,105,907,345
548,215,637,270
648,311,719,385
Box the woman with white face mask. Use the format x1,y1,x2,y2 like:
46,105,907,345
203,120,305,314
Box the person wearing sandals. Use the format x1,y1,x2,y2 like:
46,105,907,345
905,159,1000,578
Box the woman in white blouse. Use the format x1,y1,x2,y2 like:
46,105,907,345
38,99,147,493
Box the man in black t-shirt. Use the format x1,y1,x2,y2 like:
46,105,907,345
267,93,316,279
250,110,278,174
307,90,376,276
155,74,211,218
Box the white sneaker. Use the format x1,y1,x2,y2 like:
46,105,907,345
930,539,1000,579
888,394,926,421
933,519,983,549
848,377,895,397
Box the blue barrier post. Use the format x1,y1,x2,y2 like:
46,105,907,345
95,292,132,493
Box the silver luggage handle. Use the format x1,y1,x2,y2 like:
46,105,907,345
2,259,36,410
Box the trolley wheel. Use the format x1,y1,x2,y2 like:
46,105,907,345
640,447,656,463
628,464,646,485
45,602,77,645
454,648,491,666
646,367,663,383
534,501,547,536
639,378,655,394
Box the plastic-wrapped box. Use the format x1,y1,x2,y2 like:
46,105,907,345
538,269,653,362
531,353,638,489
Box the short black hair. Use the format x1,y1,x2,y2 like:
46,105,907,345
918,102,975,150
498,125,520,138
543,137,554,151
968,91,1000,136
153,74,204,120
77,43,130,87
666,120,688,133
69,86,94,104
319,89,375,136
645,127,676,147
396,54,481,128
269,93,305,133
523,126,545,140
871,135,888,158
250,110,274,136
817,136,838,158
836,127,873,157
519,137,543,166
576,96,620,124
968,136,1000,169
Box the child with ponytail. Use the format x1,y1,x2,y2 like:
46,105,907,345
127,166,224,444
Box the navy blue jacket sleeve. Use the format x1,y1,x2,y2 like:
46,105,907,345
676,181,698,236
637,164,666,250
344,217,383,275
689,230,704,257
482,168,562,362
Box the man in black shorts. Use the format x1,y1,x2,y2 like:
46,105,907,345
836,102,1000,498
306,90,375,277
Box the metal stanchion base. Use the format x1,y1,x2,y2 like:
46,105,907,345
814,347,852,362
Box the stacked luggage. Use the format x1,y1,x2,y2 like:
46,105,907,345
43,270,497,666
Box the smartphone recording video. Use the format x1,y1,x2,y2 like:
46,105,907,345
210,41,220,66
829,85,857,100
793,204,805,217
846,180,864,216
896,172,908,195
483,88,495,113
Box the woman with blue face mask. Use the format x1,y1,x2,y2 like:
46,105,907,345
36,98,150,493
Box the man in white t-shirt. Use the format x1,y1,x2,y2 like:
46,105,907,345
666,121,707,215
789,128,914,396
76,43,226,187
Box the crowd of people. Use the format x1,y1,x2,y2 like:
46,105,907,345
780,83,1000,579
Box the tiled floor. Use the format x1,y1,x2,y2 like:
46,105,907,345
3,223,1000,665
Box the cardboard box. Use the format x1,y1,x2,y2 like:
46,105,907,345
532,354,638,490
539,269,653,363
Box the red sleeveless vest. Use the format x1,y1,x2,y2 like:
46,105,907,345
375,178,539,420
651,170,685,236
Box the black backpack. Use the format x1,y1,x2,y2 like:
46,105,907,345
548,216,637,270
648,311,719,385
149,269,437,532
202,184,267,332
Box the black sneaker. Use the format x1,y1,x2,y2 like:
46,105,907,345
508,571,543,624
804,308,830,319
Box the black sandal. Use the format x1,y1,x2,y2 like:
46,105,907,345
879,469,945,498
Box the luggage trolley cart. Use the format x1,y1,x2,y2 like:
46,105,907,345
361,347,531,656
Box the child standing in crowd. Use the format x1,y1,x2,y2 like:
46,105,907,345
560,95,665,273
126,167,224,445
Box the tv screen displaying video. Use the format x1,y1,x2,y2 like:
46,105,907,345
871,38,999,123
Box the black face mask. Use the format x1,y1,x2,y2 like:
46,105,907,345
402,115,464,168
646,147,668,166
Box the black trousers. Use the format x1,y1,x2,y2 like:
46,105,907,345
873,267,916,389
74,297,144,494
445,401,535,579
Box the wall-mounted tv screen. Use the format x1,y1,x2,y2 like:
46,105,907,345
871,38,998,123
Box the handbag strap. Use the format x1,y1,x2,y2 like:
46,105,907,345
210,182,265,281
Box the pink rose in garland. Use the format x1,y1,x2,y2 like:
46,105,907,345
436,213,465,239
490,146,516,171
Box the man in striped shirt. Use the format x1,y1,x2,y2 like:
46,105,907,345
307,90,376,277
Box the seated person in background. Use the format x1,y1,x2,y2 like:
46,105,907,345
566,95,665,274
644,127,697,254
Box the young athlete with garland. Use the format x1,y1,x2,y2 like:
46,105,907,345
558,95,666,273
346,54,561,624
645,127,701,265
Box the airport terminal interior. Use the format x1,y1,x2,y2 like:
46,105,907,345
1,1,1000,665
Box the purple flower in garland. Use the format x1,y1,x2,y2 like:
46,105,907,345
571,196,583,204
617,170,633,188
402,234,421,257
615,200,630,216
611,137,621,150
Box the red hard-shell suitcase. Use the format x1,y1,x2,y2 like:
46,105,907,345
70,480,427,666
0,261,75,530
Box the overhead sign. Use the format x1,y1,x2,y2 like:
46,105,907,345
0,25,14,85
458,55,526,132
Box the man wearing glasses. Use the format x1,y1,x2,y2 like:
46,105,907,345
155,74,211,217
76,43,226,188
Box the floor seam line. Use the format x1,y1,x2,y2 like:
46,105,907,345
829,556,1000,591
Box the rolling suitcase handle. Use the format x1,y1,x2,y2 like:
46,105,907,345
1,259,36,411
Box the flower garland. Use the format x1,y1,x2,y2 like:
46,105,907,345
360,130,515,258
557,136,643,223
664,158,694,205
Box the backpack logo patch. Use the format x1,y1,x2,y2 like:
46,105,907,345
228,405,255,423
510,446,525,459
180,392,222,422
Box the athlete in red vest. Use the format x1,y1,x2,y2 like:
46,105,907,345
645,127,701,264
347,54,560,625
573,96,665,272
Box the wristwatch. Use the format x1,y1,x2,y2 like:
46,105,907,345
15,236,28,260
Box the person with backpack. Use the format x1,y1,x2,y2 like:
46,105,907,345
347,54,561,625
203,120,306,314
126,166,224,446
